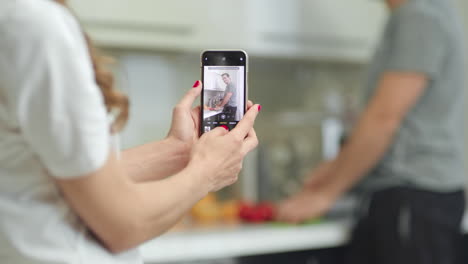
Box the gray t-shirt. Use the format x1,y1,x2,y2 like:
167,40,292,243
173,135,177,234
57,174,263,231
225,82,237,107
361,0,466,192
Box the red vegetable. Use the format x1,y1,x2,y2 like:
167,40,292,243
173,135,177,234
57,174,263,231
238,201,276,223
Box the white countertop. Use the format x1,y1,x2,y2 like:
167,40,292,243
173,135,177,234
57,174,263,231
140,220,351,263
141,213,468,263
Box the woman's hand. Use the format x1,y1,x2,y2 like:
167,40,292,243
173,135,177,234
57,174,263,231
167,80,203,148
188,104,261,192
167,80,255,148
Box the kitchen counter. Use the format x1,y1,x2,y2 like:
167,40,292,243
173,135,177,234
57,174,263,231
140,220,351,263
141,213,468,263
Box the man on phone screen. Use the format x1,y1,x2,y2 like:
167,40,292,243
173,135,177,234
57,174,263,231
213,73,237,121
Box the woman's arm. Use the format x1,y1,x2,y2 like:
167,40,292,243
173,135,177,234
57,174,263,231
125,84,255,183
122,138,190,183
123,83,201,183
56,104,260,253
57,151,206,253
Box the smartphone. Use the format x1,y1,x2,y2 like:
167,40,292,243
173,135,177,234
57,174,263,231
200,50,248,135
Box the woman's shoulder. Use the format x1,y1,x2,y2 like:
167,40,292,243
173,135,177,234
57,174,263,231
1,0,82,45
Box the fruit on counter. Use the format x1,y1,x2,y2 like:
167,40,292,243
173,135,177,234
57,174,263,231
191,194,242,225
191,195,277,225
220,200,240,222
238,202,276,223
191,193,220,225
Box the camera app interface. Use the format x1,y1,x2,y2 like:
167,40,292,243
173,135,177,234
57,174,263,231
203,66,245,132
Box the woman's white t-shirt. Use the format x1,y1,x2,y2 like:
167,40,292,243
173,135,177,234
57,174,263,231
0,0,141,263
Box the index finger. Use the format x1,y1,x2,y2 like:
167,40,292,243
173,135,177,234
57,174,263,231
230,104,261,139
177,81,203,109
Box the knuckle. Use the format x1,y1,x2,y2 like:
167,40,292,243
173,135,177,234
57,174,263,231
173,104,183,113
230,175,239,185
253,138,259,148
232,135,243,144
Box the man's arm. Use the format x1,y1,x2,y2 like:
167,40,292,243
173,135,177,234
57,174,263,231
216,92,233,109
321,72,428,198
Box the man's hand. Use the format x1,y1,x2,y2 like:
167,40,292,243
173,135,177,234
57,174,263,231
276,188,336,224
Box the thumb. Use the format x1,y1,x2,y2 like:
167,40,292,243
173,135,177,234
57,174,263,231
205,125,229,137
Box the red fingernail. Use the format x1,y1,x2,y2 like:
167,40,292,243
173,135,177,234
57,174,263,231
220,125,229,131
258,105,262,112
192,80,200,88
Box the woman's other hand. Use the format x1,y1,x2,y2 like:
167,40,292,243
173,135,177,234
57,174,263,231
188,104,261,192
167,80,203,148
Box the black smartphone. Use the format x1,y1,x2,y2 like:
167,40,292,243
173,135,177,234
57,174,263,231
200,50,248,135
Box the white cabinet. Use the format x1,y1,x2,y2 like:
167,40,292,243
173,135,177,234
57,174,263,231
245,0,388,62
69,0,387,62
68,0,201,50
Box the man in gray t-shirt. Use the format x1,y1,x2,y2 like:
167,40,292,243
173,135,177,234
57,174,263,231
278,0,466,262
223,74,237,108
213,73,238,121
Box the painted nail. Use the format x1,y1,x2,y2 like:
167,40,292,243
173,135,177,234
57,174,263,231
192,80,200,88
220,125,229,131
258,105,262,112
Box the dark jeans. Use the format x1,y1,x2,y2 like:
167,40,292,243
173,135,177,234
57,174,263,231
346,187,465,264
211,106,237,122
222,106,237,120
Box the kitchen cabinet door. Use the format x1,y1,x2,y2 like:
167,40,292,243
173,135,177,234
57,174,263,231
194,0,251,50
299,0,388,62
245,0,388,63
238,247,346,264
68,0,202,50
68,0,387,63
68,0,253,51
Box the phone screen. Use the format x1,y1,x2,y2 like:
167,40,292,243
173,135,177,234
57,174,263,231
201,51,247,134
